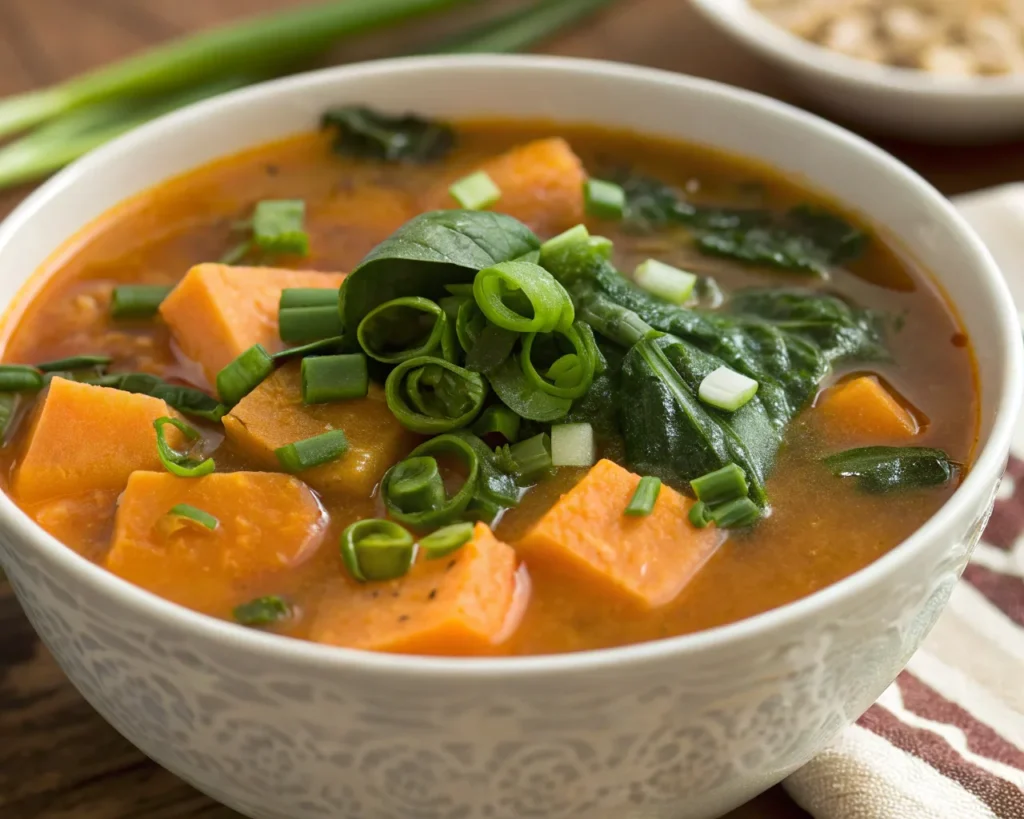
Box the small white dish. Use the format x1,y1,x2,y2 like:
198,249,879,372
690,0,1024,143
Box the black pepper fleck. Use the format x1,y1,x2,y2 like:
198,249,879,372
428,589,437,600
265,164,279,176
446,559,457,571
398,615,410,622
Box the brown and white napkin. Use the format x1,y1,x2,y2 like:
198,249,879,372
783,186,1024,819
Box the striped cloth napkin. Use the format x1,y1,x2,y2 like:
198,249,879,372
783,186,1024,819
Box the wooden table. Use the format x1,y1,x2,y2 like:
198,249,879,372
0,1,1018,817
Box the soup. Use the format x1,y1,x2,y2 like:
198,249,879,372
0,111,977,656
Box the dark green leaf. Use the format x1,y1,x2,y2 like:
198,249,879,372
321,106,455,163
823,446,959,494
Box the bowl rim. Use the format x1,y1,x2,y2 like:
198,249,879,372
689,0,1024,97
0,53,1019,678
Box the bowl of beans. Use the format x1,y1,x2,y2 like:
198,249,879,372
690,0,1024,142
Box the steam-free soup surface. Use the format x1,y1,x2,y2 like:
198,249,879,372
0,119,976,655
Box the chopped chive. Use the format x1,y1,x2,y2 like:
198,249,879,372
233,595,291,628
691,463,749,505
272,336,345,362
0,365,43,392
153,416,215,478
110,284,173,319
471,404,521,443
505,432,552,480
688,500,711,529
275,429,349,472
588,235,614,258
699,366,759,412
550,422,595,467
634,259,697,305
449,170,501,210
219,240,252,266
539,223,589,265
36,354,112,372
625,476,662,517
166,503,219,531
253,199,309,256
708,497,760,528
279,305,345,343
420,522,474,560
216,344,274,407
340,519,415,583
584,178,626,220
279,287,338,309
0,393,19,441
300,353,368,404
384,456,446,513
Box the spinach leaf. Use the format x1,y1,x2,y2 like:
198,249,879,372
613,170,868,275
321,106,455,163
823,446,959,494
341,210,540,335
488,354,572,422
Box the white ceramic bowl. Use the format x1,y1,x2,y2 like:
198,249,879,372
0,56,1019,819
690,0,1024,143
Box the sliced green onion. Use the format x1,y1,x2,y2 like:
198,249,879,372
634,259,697,305
625,476,662,517
86,372,226,422
577,293,658,348
473,261,574,334
472,404,521,443
300,354,368,404
385,356,486,434
387,456,447,513
219,240,252,266
499,432,552,481
521,320,597,400
0,393,18,441
551,423,595,468
272,335,345,362
584,178,626,220
280,288,338,309
383,435,480,527
340,519,415,583
691,463,749,505
699,366,759,412
588,235,614,259
216,344,274,407
420,522,474,560
488,354,572,423
275,429,349,473
110,284,173,319
234,595,291,627
36,354,112,372
539,223,589,266
708,497,760,528
153,416,215,478
357,296,447,363
252,199,309,256
166,503,219,531
0,365,43,392
279,306,344,343
688,500,711,529
449,170,501,210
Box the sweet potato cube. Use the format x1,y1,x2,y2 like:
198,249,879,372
309,523,523,655
105,471,326,616
12,377,182,504
817,375,918,440
222,361,419,497
427,138,585,235
159,264,345,386
516,459,721,609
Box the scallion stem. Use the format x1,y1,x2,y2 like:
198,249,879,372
625,476,661,516
234,595,291,627
275,429,349,472
216,344,274,407
301,353,369,404
420,522,474,559
0,365,43,393
340,519,415,583
153,416,216,478
110,284,173,319
691,463,749,506
166,503,219,531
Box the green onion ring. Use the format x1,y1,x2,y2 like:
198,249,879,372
382,434,480,527
384,356,487,434
520,320,596,400
153,416,215,478
357,296,448,364
473,261,574,334
340,519,415,583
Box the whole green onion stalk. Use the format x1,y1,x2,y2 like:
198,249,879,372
0,0,618,191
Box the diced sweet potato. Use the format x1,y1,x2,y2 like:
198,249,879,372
105,471,326,616
222,360,420,497
816,375,918,440
309,523,524,655
516,459,721,609
12,377,182,504
159,264,345,386
426,138,585,235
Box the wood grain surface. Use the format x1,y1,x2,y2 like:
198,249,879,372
0,1,1017,817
